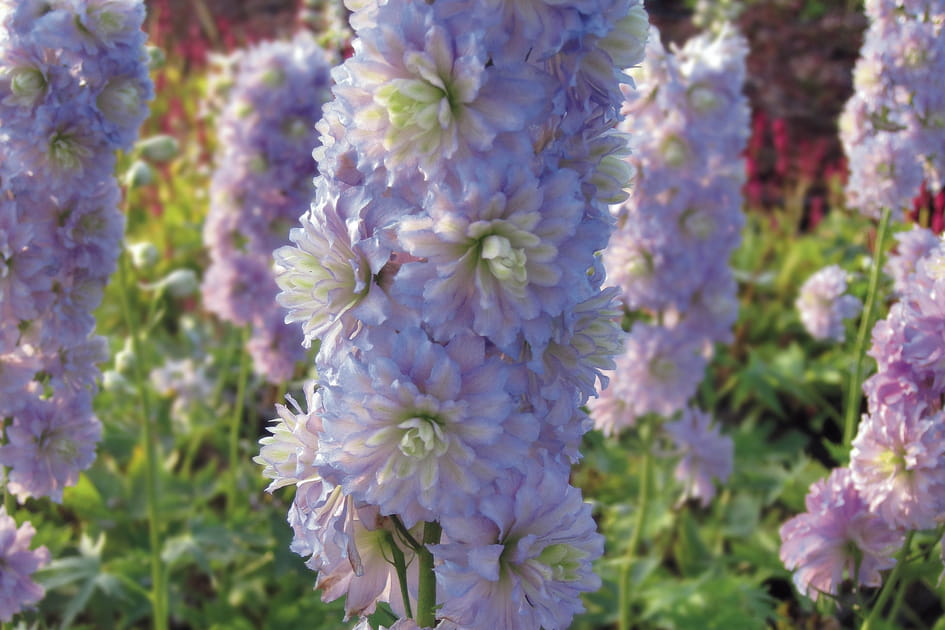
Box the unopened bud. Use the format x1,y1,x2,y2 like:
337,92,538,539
124,160,154,189
136,134,180,163
127,241,159,270
161,269,199,298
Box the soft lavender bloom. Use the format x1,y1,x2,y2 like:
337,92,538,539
851,401,945,530
201,32,332,382
317,325,536,528
796,264,862,342
663,407,733,507
0,0,150,506
263,0,642,620
532,286,625,402
433,463,604,630
255,380,322,493
274,182,402,356
779,467,903,602
334,0,553,182
590,322,706,432
840,2,945,219
0,507,50,622
0,391,102,503
0,0,152,172
886,226,941,295
397,163,588,350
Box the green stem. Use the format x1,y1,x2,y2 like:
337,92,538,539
416,521,442,628
862,531,914,630
117,250,168,630
843,207,891,450
227,326,252,513
619,420,654,630
385,531,413,619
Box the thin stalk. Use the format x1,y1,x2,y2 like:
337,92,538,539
416,521,442,628
843,207,891,450
227,326,252,513
619,421,654,630
117,251,168,630
385,531,414,619
862,531,914,630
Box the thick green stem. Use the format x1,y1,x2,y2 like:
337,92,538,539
416,521,442,628
843,207,891,450
117,251,168,630
862,530,914,630
619,420,654,630
227,326,252,513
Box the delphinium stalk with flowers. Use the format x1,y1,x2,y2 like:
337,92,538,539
256,0,649,627
0,0,152,622
779,0,945,625
587,24,749,629
201,31,334,384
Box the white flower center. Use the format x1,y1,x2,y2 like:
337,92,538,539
397,415,448,459
481,234,528,288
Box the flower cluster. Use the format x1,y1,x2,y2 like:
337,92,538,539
0,506,50,622
781,235,945,598
201,32,334,382
0,0,151,503
779,467,902,601
257,1,649,626
664,407,733,507
591,25,747,451
795,264,862,342
840,0,945,220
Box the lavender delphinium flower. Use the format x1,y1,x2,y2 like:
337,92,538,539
590,321,706,434
779,467,903,601
261,0,648,624
0,391,102,503
663,406,733,507
0,506,50,622
840,0,945,220
885,226,941,296
432,462,604,630
850,400,945,530
201,31,333,382
796,264,862,342
594,23,749,436
0,0,151,504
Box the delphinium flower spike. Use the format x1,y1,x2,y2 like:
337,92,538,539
259,0,649,626
201,32,333,382
591,25,747,495
840,0,945,222
0,0,152,503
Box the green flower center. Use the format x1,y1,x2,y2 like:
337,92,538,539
481,234,527,288
398,415,448,459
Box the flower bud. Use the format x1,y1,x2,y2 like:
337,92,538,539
114,337,136,374
136,135,180,163
124,159,154,189
128,241,159,270
161,269,199,298
147,45,166,70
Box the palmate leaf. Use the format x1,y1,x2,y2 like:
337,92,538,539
640,571,781,630
35,533,143,629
